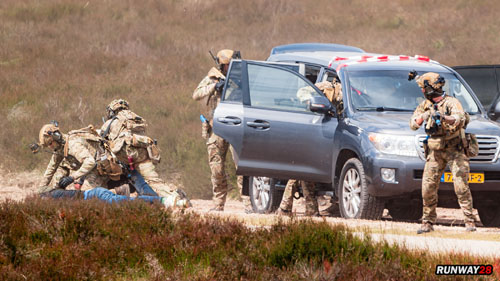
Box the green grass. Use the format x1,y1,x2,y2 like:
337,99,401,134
1,198,498,280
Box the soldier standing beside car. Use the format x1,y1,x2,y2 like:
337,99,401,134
277,80,344,217
409,71,476,234
192,49,250,212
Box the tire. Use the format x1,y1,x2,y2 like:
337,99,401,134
477,205,500,227
338,158,385,220
249,177,283,214
386,201,422,222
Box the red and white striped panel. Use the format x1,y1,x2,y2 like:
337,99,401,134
328,55,437,72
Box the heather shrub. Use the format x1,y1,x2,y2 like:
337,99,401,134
0,198,497,280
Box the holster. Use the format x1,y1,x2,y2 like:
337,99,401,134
97,155,122,181
201,121,212,140
460,129,479,157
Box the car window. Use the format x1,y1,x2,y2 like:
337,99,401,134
455,67,498,109
322,70,337,82
347,70,480,114
223,61,243,103
304,65,321,83
247,64,322,112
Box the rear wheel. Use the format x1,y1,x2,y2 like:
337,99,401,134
477,204,500,227
249,177,283,214
338,158,385,220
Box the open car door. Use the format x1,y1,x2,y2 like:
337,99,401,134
214,60,338,183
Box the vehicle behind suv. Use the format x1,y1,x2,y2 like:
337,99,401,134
214,43,500,226
452,65,500,122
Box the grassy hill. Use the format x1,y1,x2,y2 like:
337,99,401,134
1,0,499,198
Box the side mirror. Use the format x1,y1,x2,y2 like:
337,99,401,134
309,96,333,115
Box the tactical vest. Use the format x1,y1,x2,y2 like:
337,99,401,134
64,125,122,180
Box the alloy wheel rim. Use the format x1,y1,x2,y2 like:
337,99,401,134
252,177,271,210
342,168,361,218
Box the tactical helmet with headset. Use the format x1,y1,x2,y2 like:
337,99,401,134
215,49,241,70
106,99,129,119
38,121,64,149
409,71,445,100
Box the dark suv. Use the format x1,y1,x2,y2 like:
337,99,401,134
214,43,500,226
452,65,500,121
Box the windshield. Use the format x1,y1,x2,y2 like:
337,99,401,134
347,70,480,114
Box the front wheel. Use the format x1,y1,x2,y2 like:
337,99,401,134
338,158,385,220
249,177,283,214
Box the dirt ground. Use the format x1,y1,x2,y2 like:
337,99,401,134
2,171,500,259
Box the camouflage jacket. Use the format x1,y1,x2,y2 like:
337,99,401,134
40,147,65,187
42,135,100,183
410,95,466,137
192,67,225,121
295,81,344,115
315,80,343,115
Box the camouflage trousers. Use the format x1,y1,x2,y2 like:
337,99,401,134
279,179,318,215
206,133,246,209
136,160,177,198
117,147,176,198
422,143,474,224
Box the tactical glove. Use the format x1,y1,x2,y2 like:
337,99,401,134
420,111,431,122
215,79,226,93
58,176,75,189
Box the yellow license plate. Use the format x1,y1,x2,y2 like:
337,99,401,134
441,172,484,183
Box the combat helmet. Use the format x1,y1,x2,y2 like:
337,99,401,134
216,49,241,65
38,122,63,148
106,99,129,119
415,72,445,100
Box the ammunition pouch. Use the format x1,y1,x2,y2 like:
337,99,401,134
423,140,429,158
427,137,445,151
96,155,122,181
130,134,161,164
201,121,212,140
147,143,161,164
465,133,479,158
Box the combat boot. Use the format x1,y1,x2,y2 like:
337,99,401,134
115,185,130,197
175,188,192,208
320,203,341,217
209,205,224,212
417,222,434,234
305,208,320,217
465,222,476,232
275,208,292,216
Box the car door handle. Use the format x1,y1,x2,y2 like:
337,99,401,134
246,120,270,129
217,116,241,125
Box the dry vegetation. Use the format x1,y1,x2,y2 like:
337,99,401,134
1,198,499,280
1,0,500,199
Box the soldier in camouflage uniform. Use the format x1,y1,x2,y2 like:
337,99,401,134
409,72,476,233
100,99,188,204
276,179,319,216
192,49,248,212
37,123,109,192
277,80,344,216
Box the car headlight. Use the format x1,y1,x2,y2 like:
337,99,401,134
368,133,418,157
